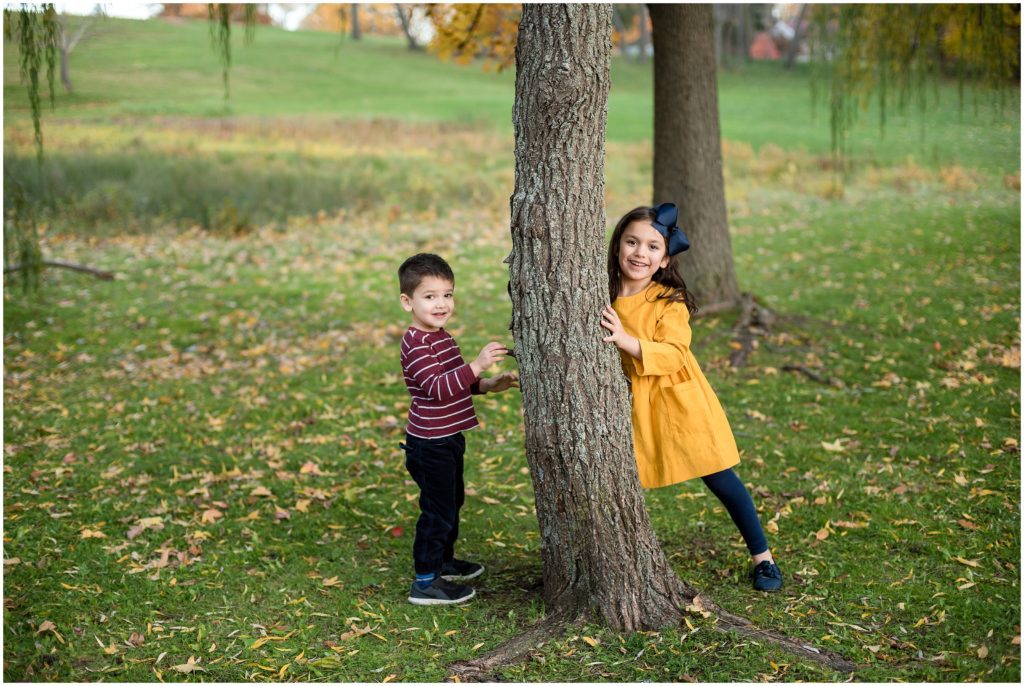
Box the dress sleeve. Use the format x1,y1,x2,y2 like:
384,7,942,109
631,300,692,377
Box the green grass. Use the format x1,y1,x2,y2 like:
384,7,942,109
3,12,1021,684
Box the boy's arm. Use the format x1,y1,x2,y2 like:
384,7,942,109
404,344,479,403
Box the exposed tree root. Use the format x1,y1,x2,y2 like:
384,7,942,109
695,594,858,673
447,609,584,682
4,260,115,281
447,590,856,681
782,363,844,387
729,292,776,368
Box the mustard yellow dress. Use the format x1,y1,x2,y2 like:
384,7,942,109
612,284,740,488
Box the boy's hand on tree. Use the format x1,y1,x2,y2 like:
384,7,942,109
470,342,508,377
480,371,519,394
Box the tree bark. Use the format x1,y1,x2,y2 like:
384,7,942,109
508,2,692,631
650,4,741,309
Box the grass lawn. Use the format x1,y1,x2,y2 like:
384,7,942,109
4,14,1021,683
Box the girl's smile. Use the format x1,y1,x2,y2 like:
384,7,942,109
617,220,670,293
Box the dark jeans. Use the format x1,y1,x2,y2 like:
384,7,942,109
402,432,465,576
701,468,769,556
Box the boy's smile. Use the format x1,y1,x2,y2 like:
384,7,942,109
401,275,455,332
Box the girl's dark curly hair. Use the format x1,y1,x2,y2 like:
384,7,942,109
607,206,698,315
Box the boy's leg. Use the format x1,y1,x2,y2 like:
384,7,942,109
404,435,460,578
443,433,466,563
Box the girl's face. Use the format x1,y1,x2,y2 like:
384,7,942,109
617,220,670,288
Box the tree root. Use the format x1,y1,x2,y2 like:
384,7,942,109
4,260,115,280
695,594,858,673
729,292,775,368
447,609,583,682
782,363,844,387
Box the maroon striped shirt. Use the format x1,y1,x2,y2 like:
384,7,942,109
400,327,480,439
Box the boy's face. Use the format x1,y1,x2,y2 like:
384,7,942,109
400,276,455,332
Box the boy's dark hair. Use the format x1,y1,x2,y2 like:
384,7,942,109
607,206,698,315
398,253,455,296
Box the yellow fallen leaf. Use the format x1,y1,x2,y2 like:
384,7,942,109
103,643,119,655
383,675,397,683
37,620,57,634
201,509,223,524
250,486,273,498
295,499,311,513
80,528,107,539
815,527,830,541
322,576,342,588
954,472,969,487
582,636,598,647
954,556,980,568
821,439,846,452
977,645,988,658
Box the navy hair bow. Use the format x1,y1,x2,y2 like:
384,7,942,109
652,203,690,256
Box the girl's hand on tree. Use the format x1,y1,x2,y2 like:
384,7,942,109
480,371,519,394
601,306,642,360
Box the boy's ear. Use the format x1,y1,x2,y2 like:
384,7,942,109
399,293,413,312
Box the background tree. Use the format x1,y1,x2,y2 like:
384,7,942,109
394,4,421,51
649,4,739,310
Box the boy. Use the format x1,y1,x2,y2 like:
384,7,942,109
397,253,518,605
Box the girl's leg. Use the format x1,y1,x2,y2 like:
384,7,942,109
700,468,772,562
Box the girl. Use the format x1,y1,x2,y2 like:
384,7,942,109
600,203,783,592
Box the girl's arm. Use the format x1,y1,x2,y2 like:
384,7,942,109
602,302,692,377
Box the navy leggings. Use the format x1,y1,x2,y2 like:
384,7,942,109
700,468,769,556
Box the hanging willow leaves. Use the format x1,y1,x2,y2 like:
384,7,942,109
207,3,258,104
4,3,59,164
808,4,1020,170
3,3,59,290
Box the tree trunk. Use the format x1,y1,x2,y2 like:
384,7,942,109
509,2,691,631
394,4,420,50
650,3,740,308
350,4,361,40
59,44,73,94
783,4,807,70
636,4,650,62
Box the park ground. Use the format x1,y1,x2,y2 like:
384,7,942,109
3,16,1021,682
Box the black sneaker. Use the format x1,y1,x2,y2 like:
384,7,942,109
441,558,484,581
408,577,475,606
751,560,783,592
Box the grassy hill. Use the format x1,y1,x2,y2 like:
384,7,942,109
4,15,1020,167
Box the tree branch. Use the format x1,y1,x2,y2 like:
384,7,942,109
4,260,115,280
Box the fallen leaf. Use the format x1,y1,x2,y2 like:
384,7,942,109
128,631,146,647
80,528,107,539
954,472,969,487
250,486,273,498
201,508,223,524
821,439,846,452
295,499,311,513
582,636,599,647
171,656,205,673
977,645,988,658
37,620,57,634
390,527,404,537
322,576,342,588
958,519,979,530
954,556,981,568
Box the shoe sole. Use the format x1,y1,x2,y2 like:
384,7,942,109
440,565,484,582
407,588,476,606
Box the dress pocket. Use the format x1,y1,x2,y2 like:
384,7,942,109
656,380,714,437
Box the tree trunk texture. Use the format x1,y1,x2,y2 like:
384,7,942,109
650,3,741,309
508,2,692,632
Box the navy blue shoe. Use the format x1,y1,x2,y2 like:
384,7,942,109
751,561,783,592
